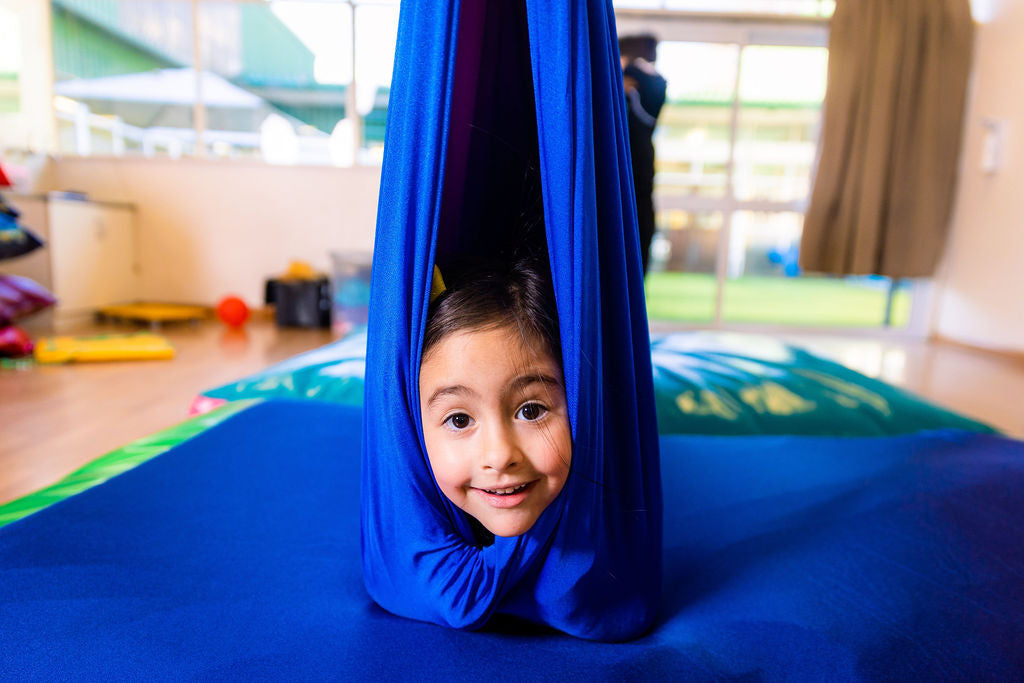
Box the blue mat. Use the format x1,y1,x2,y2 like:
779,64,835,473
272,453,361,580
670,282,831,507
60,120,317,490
2,400,1022,679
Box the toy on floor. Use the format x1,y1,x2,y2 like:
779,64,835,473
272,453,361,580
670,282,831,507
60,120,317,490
0,198,45,261
0,274,56,361
282,261,318,280
0,274,56,326
215,296,250,328
33,333,175,363
265,261,331,329
0,326,33,357
0,217,44,261
96,302,208,329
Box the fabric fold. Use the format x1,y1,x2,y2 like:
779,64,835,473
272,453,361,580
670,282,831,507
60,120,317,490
361,0,661,641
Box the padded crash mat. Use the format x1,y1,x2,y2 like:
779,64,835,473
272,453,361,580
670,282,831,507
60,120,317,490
196,331,994,437
1,400,1021,678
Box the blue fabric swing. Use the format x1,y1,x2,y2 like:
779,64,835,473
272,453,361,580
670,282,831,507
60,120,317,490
360,0,661,640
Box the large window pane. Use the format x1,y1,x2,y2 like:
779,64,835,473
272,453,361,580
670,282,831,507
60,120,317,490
199,0,397,165
645,210,722,323
52,0,195,157
734,45,826,202
49,0,400,165
721,211,911,327
354,2,398,162
654,42,739,199
199,1,348,164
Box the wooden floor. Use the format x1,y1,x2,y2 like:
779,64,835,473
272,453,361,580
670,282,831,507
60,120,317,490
3,318,1023,507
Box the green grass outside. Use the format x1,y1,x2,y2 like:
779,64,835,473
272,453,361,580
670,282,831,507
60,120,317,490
645,272,911,328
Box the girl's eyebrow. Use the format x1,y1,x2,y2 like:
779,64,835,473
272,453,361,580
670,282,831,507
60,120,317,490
427,385,476,408
505,373,562,398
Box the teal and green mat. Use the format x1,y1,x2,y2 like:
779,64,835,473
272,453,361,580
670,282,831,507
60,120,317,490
198,331,994,438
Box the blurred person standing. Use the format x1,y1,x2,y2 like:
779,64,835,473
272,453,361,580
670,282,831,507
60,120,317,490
620,34,667,276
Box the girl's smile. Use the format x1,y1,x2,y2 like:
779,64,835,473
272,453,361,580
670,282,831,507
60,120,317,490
419,324,572,537
472,479,538,508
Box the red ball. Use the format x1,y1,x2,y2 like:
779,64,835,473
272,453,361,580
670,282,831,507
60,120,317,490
215,296,250,328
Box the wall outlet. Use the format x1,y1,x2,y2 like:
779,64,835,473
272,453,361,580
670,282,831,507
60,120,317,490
980,118,1006,175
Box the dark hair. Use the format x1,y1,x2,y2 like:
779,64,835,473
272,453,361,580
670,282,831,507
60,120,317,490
422,257,561,368
619,34,658,63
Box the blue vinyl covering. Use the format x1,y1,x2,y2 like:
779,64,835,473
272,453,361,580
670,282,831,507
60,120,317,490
1,400,1022,679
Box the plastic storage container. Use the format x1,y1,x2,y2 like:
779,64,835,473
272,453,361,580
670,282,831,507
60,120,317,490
330,251,372,336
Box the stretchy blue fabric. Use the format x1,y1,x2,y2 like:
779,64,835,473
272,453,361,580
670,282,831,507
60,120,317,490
1,400,1022,678
361,0,661,640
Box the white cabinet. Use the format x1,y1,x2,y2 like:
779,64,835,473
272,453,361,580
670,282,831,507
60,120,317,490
3,195,137,330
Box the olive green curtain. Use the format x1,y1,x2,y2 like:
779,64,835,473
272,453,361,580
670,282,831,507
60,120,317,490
800,0,975,278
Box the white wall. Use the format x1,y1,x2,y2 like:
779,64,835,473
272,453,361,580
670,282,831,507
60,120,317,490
49,157,381,306
935,1,1024,353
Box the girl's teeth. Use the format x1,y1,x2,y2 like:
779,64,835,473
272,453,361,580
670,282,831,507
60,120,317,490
487,483,527,495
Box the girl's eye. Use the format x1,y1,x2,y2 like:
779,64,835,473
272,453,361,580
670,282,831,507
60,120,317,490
444,413,472,430
517,403,548,421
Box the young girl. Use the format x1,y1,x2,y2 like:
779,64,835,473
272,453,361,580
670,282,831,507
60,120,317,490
418,258,571,539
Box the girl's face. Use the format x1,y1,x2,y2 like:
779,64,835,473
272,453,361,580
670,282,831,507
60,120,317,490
419,324,572,537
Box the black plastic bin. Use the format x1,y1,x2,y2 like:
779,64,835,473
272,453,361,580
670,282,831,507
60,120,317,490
265,277,332,329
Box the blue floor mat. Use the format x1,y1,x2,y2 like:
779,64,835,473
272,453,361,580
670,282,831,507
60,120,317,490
1,400,1021,679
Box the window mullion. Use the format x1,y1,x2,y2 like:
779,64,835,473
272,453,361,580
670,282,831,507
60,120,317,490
192,0,206,158
713,39,745,327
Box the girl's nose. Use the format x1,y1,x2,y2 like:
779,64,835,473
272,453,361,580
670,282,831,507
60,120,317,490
480,421,521,471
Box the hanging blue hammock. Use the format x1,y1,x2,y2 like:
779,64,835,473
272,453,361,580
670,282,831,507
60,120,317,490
360,0,662,641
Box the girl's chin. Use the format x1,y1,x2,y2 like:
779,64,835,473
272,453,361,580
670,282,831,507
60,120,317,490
468,507,540,540
488,524,533,538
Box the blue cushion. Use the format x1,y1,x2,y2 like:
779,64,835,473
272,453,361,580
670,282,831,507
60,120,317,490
1,400,1020,678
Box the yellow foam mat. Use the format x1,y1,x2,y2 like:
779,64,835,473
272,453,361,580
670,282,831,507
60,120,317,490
34,334,175,363
98,303,209,322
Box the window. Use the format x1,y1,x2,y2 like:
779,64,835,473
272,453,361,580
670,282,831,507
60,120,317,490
53,0,191,157
721,212,911,328
49,0,399,164
641,21,920,331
